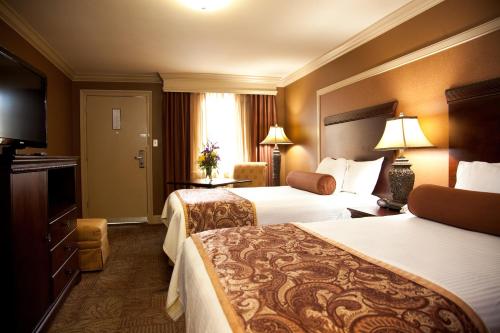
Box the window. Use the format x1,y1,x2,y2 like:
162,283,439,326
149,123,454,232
191,93,250,178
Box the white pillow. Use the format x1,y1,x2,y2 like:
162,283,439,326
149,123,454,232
455,161,500,193
315,157,347,193
342,157,384,195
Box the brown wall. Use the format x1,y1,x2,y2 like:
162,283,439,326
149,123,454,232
320,31,500,186
71,82,164,214
0,19,73,155
1,18,165,215
284,0,500,186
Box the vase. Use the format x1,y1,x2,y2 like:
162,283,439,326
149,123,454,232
205,166,213,181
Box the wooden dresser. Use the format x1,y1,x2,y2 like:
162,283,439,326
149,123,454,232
1,155,80,333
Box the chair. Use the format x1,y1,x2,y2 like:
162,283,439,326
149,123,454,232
76,218,110,271
233,162,268,187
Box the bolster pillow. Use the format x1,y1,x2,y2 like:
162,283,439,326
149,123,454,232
408,184,500,236
286,171,336,195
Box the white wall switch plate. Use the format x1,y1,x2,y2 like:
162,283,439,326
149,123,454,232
153,139,158,147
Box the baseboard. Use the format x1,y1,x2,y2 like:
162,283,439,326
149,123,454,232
107,216,148,224
149,215,163,224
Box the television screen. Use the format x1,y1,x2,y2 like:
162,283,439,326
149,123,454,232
0,47,47,148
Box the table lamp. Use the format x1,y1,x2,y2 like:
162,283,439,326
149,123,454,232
260,124,293,186
374,113,434,208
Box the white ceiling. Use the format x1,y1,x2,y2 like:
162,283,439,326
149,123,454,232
4,0,417,82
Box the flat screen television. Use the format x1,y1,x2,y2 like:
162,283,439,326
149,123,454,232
0,46,47,150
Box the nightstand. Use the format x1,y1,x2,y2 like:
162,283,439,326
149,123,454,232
347,207,401,218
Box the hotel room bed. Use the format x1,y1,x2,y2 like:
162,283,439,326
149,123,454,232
166,77,500,332
161,101,398,263
161,185,381,262
170,214,500,332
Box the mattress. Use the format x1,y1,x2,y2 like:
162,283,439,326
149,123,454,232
171,213,500,333
161,185,380,263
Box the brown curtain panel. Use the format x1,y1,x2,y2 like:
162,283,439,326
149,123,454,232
249,95,277,186
163,92,191,196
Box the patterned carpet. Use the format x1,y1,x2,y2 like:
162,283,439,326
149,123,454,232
48,224,186,333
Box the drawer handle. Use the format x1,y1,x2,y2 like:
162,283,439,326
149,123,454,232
65,268,73,276
63,220,73,228
64,245,73,252
45,233,52,243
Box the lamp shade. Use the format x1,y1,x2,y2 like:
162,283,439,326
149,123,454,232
375,114,433,150
260,124,293,145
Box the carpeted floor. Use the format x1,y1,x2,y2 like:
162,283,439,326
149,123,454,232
48,224,186,333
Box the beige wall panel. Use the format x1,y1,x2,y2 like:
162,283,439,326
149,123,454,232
284,0,500,186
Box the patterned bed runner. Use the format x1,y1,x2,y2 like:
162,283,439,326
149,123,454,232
175,189,257,236
192,223,486,333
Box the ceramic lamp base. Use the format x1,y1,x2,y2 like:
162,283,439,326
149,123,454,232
272,145,281,186
388,156,415,204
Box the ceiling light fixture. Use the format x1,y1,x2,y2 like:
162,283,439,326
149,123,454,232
179,0,231,11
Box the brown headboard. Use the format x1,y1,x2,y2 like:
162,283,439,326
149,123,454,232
446,77,500,187
323,101,397,196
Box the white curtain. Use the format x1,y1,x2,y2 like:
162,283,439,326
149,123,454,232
190,93,251,178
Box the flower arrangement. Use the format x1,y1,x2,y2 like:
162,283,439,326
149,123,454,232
197,141,220,180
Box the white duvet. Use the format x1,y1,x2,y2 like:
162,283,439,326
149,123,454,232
161,185,380,263
171,214,500,333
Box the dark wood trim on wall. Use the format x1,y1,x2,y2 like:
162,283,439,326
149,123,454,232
445,77,500,103
324,101,398,126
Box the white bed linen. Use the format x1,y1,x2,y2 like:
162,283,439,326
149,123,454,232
171,214,500,333
161,185,379,263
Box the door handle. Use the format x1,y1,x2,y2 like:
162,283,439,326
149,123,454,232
134,150,145,168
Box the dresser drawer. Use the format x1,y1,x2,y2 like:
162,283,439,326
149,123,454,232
52,250,79,300
49,206,77,246
51,230,77,274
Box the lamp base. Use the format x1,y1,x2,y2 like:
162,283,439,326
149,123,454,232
271,145,281,186
388,156,415,205
377,197,406,211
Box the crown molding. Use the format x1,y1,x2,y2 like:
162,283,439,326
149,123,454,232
73,73,162,83
160,73,280,95
316,17,500,97
0,0,75,79
1,0,444,87
279,0,445,87
0,1,162,84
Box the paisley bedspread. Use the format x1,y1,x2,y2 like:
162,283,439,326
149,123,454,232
175,189,257,236
191,223,486,333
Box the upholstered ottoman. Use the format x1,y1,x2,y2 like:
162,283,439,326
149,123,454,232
76,218,110,271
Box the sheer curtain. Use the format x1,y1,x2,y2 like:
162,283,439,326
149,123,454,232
190,93,252,178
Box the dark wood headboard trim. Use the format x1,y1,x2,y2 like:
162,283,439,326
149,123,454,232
447,77,500,187
322,100,398,196
445,77,500,104
324,101,398,126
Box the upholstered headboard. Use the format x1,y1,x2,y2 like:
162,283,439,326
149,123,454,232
323,101,397,196
446,77,500,187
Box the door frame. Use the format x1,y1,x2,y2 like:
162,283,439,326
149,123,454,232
80,89,154,222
